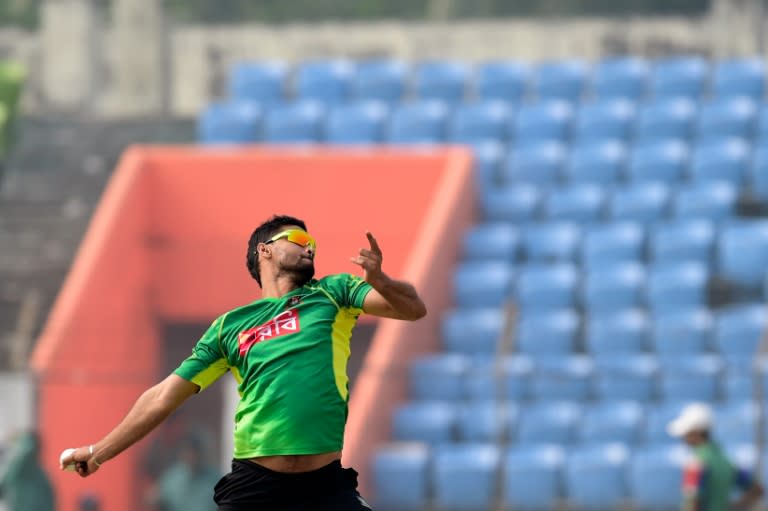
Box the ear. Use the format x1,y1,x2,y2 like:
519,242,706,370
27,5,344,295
257,242,272,259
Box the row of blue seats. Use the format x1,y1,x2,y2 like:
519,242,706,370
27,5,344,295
227,57,766,106
373,441,758,511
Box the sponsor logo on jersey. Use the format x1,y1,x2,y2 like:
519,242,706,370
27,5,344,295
238,309,300,356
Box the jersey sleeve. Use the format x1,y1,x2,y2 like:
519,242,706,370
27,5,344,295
174,315,229,391
682,459,705,502
322,273,372,309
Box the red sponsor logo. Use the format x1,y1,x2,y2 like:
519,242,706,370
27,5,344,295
238,309,300,356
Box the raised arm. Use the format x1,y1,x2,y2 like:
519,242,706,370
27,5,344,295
350,232,427,321
60,374,199,477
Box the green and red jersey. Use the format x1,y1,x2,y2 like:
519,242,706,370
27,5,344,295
682,441,756,511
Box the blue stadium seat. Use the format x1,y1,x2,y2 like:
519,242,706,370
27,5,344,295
714,303,768,364
627,139,689,183
659,354,724,402
461,222,519,262
574,99,637,142
696,97,757,141
453,261,515,308
724,372,753,402
535,60,589,103
650,219,716,265
565,139,627,185
516,262,579,312
516,401,581,444
432,444,500,511
481,184,542,223
608,182,670,224
502,444,565,511
475,60,530,104
263,101,324,143
635,98,697,143
749,144,768,202
725,442,759,473
647,261,709,313
714,401,758,443
593,355,658,402
672,181,738,221
581,222,645,268
325,101,388,144
582,263,646,314
500,141,567,186
628,444,688,509
464,355,534,402
409,353,469,401
579,402,644,445
521,222,581,262
392,401,458,444
414,60,470,103
198,101,261,144
294,59,354,104
712,58,766,101
543,184,607,223
564,443,630,510
644,401,689,444
717,219,768,290
651,308,713,359
593,57,649,101
530,355,594,401
353,59,408,104
469,141,505,193
457,401,513,443
442,308,505,355
387,100,449,144
448,100,514,144
228,61,287,104
514,101,574,143
585,309,648,355
516,309,580,357
372,443,430,511
651,56,709,100
689,138,751,186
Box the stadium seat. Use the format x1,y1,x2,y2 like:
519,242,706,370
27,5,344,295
516,401,581,444
565,139,627,185
516,262,579,312
689,138,751,186
475,60,531,104
198,101,261,144
582,263,646,314
464,355,534,402
457,401,513,443
481,184,542,223
649,219,716,265
500,141,567,186
228,61,287,104
650,56,709,100
432,444,500,511
448,100,514,144
627,139,689,184
469,141,505,193
442,308,505,355
628,444,688,509
413,60,470,103
635,97,697,143
644,401,690,444
453,261,515,308
461,222,519,262
593,355,659,402
500,355,536,401
659,354,724,402
579,401,644,445
608,182,670,224
717,219,768,290
542,184,606,223
521,222,581,262
392,401,458,444
650,308,713,359
574,99,636,142
409,353,469,401
325,101,388,144
564,443,630,510
502,445,565,510
387,100,450,144
724,372,753,402
372,443,430,511
585,309,648,355
515,309,580,357
353,59,408,104
714,303,768,364
514,100,574,143
647,261,709,313
530,355,594,401
581,221,645,268
592,57,649,101
712,58,766,101
725,442,759,473
294,59,354,104
535,59,589,103
713,401,758,443
749,144,768,202
672,181,738,221
263,100,324,143
696,97,757,141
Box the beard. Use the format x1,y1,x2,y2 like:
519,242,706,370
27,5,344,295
282,257,315,287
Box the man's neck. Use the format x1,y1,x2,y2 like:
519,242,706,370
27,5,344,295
260,275,302,299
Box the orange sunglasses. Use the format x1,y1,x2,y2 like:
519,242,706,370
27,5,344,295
265,229,317,251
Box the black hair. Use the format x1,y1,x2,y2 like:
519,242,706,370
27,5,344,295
246,215,308,287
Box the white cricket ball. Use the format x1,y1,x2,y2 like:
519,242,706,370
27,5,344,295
60,448,77,471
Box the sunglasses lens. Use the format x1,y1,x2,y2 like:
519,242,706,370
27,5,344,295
287,230,316,249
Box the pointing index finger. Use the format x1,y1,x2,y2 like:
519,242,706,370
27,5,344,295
366,231,381,253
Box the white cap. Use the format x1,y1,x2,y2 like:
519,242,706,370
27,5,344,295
667,402,713,437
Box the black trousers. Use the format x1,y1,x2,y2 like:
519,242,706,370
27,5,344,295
214,459,373,511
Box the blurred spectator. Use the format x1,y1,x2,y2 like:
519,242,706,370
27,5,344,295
0,431,55,511
77,493,100,511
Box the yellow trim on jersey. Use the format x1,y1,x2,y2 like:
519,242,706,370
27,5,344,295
190,358,229,391
330,307,361,400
